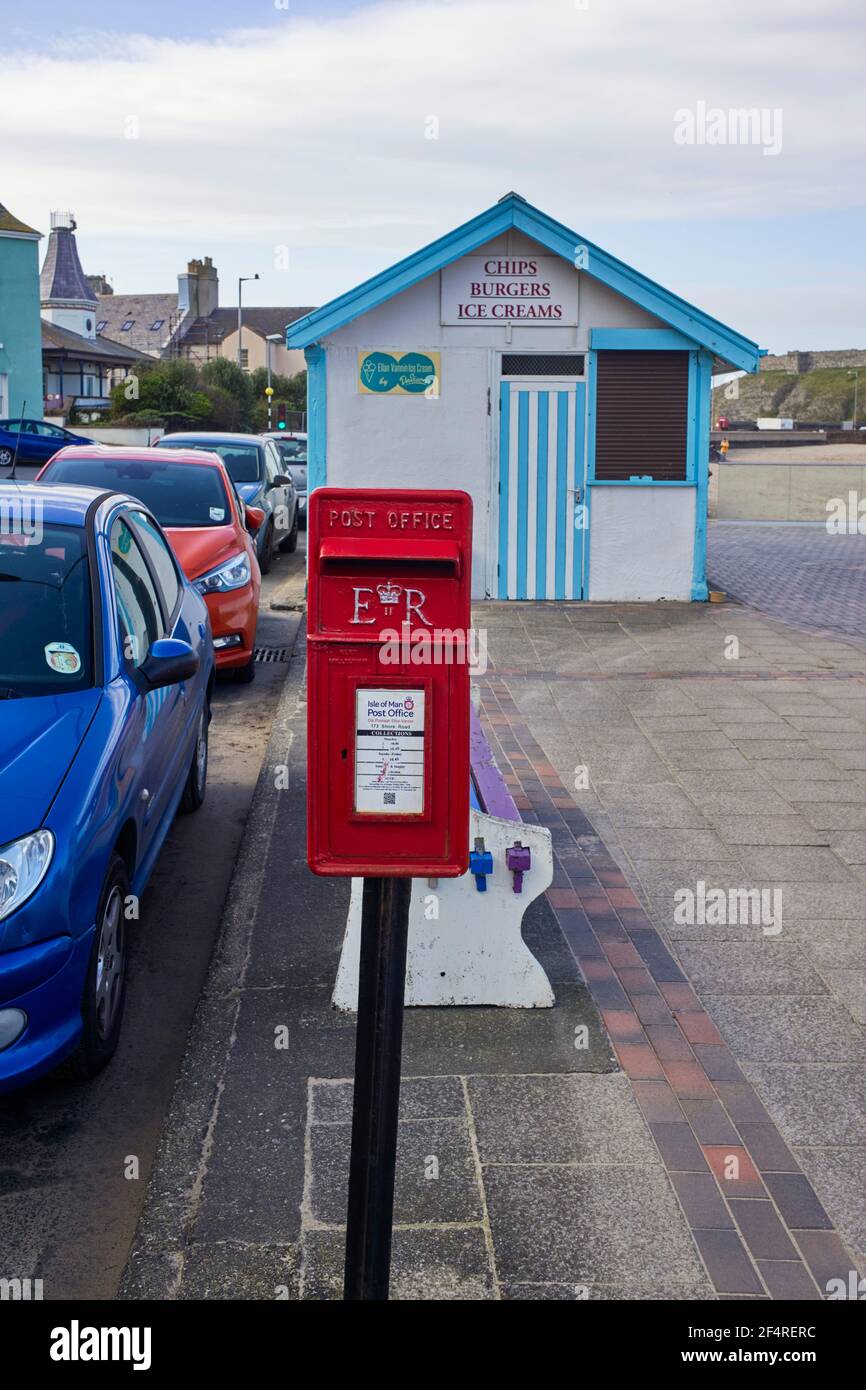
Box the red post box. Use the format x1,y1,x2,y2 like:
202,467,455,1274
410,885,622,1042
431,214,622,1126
307,487,473,878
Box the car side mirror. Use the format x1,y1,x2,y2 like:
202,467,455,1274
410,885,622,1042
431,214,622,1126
245,505,266,532
140,638,199,689
274,475,293,488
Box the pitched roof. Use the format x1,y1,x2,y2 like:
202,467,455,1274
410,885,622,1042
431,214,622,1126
41,318,153,364
286,193,761,373
96,293,181,355
40,225,97,305
178,306,315,347
0,202,40,237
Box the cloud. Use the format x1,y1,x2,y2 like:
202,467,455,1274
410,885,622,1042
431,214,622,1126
2,0,864,301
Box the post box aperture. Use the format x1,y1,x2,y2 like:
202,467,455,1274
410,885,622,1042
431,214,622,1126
307,488,473,877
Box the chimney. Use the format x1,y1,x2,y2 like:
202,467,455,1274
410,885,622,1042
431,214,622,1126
178,256,219,321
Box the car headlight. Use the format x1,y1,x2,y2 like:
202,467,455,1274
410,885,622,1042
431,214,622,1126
0,831,55,922
194,553,251,595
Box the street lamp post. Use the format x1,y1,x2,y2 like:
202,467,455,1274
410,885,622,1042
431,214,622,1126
849,370,860,430
237,274,260,369
265,333,282,431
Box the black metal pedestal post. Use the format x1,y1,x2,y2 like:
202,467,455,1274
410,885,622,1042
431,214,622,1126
343,875,412,1301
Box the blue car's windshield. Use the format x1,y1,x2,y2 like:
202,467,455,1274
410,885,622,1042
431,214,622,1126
0,523,92,698
161,441,263,486
44,457,232,529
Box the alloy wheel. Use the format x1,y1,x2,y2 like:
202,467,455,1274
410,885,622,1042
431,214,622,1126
94,886,125,1041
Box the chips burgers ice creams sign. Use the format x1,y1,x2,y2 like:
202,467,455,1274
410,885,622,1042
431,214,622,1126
441,256,578,324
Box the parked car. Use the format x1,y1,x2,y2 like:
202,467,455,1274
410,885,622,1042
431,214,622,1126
38,447,263,683
156,433,298,573
0,419,95,468
0,482,214,1092
263,431,307,526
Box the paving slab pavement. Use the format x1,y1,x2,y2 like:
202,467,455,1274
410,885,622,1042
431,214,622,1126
708,521,866,644
475,597,866,1292
125,622,715,1301
122,595,866,1300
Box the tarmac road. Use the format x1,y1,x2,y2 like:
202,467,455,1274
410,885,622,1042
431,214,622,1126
0,547,304,1301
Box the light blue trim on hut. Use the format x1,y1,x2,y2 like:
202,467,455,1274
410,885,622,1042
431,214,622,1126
691,350,714,601
304,343,327,493
287,195,761,375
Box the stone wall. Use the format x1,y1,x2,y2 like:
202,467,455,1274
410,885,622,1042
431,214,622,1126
760,349,866,374
710,460,866,521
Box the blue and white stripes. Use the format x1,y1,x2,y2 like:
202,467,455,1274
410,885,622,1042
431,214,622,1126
498,381,586,600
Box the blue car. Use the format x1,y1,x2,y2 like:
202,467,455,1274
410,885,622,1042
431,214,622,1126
0,482,214,1091
0,419,94,469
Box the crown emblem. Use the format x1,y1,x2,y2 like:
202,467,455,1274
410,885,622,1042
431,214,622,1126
377,581,402,611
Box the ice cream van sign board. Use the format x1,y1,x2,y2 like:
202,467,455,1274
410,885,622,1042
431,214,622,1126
358,351,440,396
441,256,579,325
355,688,425,814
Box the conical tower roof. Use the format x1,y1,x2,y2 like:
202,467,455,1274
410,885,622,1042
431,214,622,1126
40,211,96,307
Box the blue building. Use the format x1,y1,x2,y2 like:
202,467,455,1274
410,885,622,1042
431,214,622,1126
287,193,761,602
0,201,43,421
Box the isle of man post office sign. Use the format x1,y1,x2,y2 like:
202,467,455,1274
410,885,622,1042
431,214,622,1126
358,350,441,396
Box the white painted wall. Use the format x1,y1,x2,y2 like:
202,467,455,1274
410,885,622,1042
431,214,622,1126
42,305,97,339
323,230,667,598
75,427,165,446
588,486,696,600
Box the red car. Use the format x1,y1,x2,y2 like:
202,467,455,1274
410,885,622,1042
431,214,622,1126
38,446,264,682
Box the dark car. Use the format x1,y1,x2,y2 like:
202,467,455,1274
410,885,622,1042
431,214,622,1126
156,432,298,574
263,431,307,527
0,419,94,468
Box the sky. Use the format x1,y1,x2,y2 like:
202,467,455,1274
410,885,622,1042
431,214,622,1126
1,0,864,353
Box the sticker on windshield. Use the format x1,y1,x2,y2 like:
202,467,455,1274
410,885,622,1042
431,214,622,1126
209,507,225,521
45,642,81,675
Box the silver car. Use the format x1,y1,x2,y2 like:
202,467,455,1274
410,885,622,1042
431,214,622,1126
264,432,307,527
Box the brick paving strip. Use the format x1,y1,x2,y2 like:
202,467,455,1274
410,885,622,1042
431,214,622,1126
479,676,861,1300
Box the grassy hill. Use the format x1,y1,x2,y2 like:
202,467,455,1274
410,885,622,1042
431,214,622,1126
713,368,863,425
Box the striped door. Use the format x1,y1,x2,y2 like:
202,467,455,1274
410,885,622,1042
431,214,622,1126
497,380,587,599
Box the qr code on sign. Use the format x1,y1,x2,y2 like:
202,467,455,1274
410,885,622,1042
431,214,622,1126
384,793,396,806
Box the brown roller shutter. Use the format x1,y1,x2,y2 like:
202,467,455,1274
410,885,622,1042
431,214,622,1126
594,350,689,481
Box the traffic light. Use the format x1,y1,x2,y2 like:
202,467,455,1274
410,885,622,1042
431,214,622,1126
276,402,287,430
